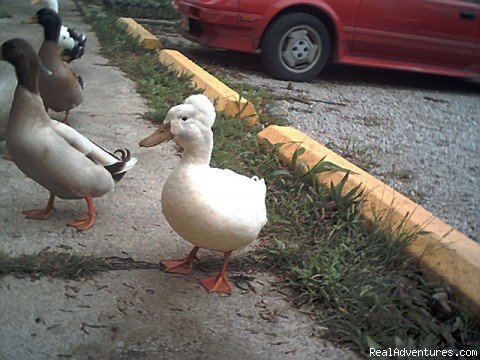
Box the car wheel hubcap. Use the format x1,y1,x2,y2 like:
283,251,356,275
280,26,321,73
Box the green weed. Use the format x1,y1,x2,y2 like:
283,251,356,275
385,164,415,181
337,138,378,172
0,10,12,19
0,250,109,279
102,0,179,21
0,250,162,279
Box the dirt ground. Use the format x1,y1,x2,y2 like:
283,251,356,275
0,1,357,359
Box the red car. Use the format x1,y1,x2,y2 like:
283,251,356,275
173,0,480,82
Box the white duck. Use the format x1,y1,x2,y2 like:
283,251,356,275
139,95,267,294
1,38,137,230
31,0,86,63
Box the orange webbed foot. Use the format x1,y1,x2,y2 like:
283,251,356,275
68,196,96,231
200,274,232,295
22,208,53,220
199,251,233,295
161,246,199,274
22,193,55,220
162,259,194,274
68,216,95,231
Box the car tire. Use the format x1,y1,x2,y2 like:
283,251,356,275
260,13,331,82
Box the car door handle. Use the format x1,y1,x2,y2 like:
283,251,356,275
460,11,476,20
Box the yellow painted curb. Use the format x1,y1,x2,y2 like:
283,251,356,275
117,17,162,50
158,49,259,124
258,125,480,317
117,18,258,123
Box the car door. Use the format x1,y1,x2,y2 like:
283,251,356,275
352,0,479,68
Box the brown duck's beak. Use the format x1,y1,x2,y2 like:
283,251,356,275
23,15,39,24
31,0,42,4
139,122,174,147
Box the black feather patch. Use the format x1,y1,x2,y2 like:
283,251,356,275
77,75,84,89
104,149,131,183
61,28,86,63
66,27,83,42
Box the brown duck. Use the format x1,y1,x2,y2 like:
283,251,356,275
25,8,83,124
1,38,137,230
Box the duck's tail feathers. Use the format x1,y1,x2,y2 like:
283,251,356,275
104,149,138,183
61,28,87,63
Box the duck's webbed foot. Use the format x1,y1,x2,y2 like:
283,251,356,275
162,246,199,274
200,251,233,295
22,193,55,220
68,195,96,231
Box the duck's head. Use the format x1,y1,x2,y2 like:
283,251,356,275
139,105,209,148
24,8,61,42
139,95,215,148
184,94,216,128
0,38,35,66
0,38,52,92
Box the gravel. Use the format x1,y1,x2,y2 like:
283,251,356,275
146,24,479,242
254,70,480,243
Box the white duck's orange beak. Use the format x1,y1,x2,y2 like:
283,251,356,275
139,122,173,147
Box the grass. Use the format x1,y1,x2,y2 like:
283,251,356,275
6,1,477,357
0,250,162,279
385,164,415,181
102,0,179,21
333,138,378,172
0,10,12,19
212,121,480,355
0,250,109,279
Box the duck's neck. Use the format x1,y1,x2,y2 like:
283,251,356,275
39,41,62,68
42,16,61,42
44,0,59,13
14,56,39,94
179,133,213,167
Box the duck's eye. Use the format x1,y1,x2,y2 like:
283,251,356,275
181,116,188,121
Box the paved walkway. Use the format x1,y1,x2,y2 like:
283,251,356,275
0,1,357,359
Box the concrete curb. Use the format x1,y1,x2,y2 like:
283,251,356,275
118,17,480,318
117,17,162,50
158,49,258,124
117,18,258,124
257,126,480,317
